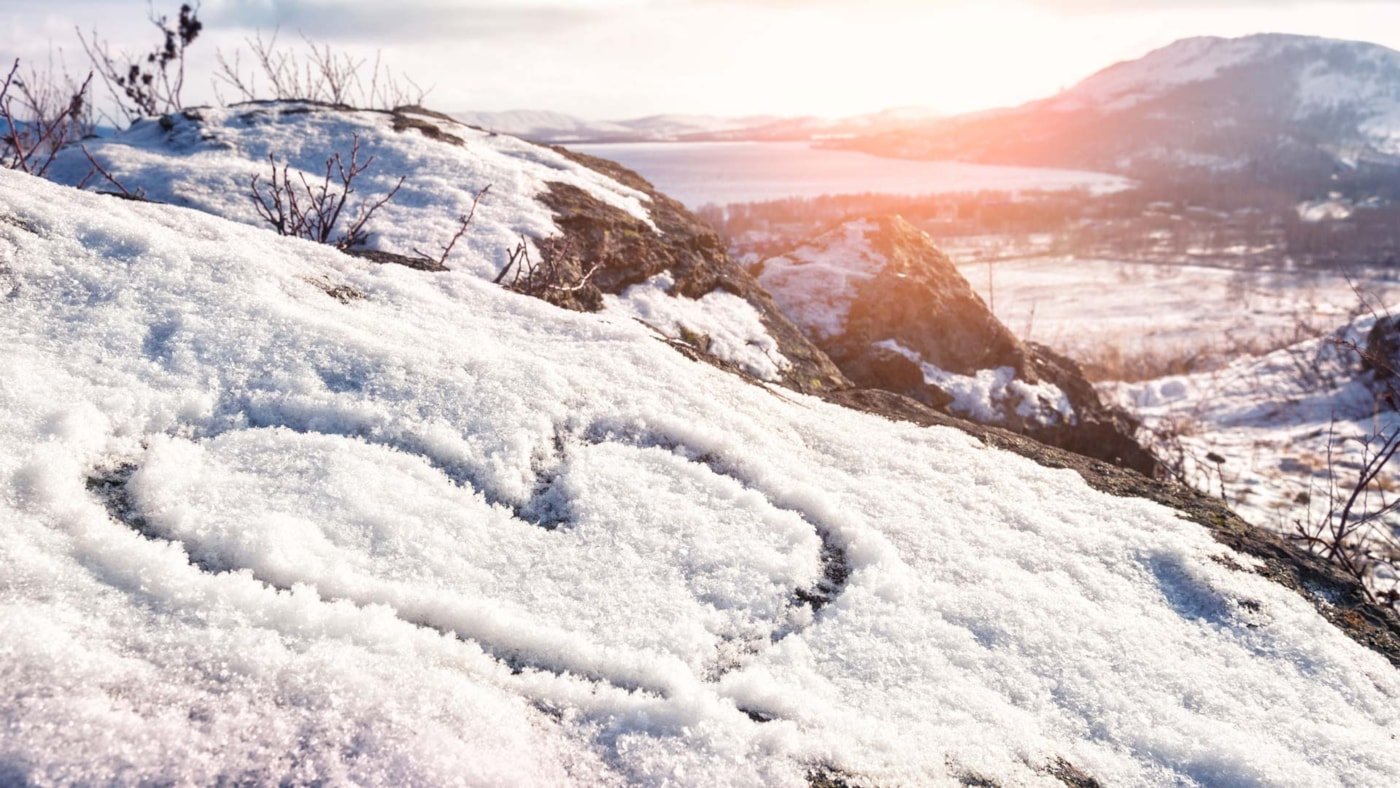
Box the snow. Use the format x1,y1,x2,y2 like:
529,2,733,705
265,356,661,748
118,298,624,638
1298,196,1356,222
603,272,791,381
957,256,1400,363
1103,316,1400,600
43,102,657,281
877,341,1077,428
40,101,792,391
3,168,1400,784
754,220,883,339
1056,36,1270,112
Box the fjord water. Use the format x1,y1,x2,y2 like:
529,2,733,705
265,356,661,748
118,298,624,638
571,140,1128,208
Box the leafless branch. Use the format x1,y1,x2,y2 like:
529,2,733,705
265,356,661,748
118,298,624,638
413,184,491,267
249,133,402,249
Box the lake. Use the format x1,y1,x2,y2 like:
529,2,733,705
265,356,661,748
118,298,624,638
570,141,1127,208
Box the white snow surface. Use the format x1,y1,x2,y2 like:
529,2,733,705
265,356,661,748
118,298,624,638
41,102,791,387
44,102,657,281
1104,315,1400,599
1,168,1399,785
755,220,883,340
603,272,791,381
878,341,1077,428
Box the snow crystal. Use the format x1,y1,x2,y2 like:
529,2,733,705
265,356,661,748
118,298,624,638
1,168,1398,785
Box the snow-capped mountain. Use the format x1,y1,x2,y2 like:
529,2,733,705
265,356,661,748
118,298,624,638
453,108,942,144
840,34,1400,182
453,109,784,143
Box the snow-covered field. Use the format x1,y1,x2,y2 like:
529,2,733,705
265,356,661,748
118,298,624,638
4,161,1400,784
958,256,1400,362
1106,318,1400,601
570,141,1128,208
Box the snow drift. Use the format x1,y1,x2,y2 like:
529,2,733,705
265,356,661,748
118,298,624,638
3,156,1400,784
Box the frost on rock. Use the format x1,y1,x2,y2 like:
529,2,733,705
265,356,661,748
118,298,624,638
2,169,1400,786
604,272,791,381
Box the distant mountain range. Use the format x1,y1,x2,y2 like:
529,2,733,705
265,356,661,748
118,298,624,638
462,34,1400,188
832,34,1400,184
451,107,944,144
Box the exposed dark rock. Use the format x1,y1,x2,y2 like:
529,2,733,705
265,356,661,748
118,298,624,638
1363,315,1400,380
825,387,1400,668
343,247,448,273
538,147,850,395
758,216,1156,475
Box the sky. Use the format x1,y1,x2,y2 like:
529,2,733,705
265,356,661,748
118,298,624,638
2,0,1397,120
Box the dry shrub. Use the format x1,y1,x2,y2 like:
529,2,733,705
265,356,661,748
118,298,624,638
249,133,403,250
79,2,202,125
0,59,95,176
215,31,427,110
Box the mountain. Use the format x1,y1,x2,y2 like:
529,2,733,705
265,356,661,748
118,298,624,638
453,107,942,144
837,34,1400,184
453,109,783,142
6,146,1400,785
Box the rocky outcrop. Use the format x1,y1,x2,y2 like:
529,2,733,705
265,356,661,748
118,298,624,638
756,216,1157,475
541,147,849,395
1364,315,1400,382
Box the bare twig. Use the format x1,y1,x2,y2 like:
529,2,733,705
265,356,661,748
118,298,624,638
78,3,202,125
80,145,141,198
413,184,490,266
1,58,95,176
215,30,428,110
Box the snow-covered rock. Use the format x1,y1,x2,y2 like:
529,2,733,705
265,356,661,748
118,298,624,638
756,216,1155,474
4,164,1400,784
44,101,845,391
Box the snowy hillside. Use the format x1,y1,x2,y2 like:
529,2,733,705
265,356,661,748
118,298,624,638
46,103,656,282
4,166,1400,783
43,102,835,389
838,33,1400,181
1107,314,1400,602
